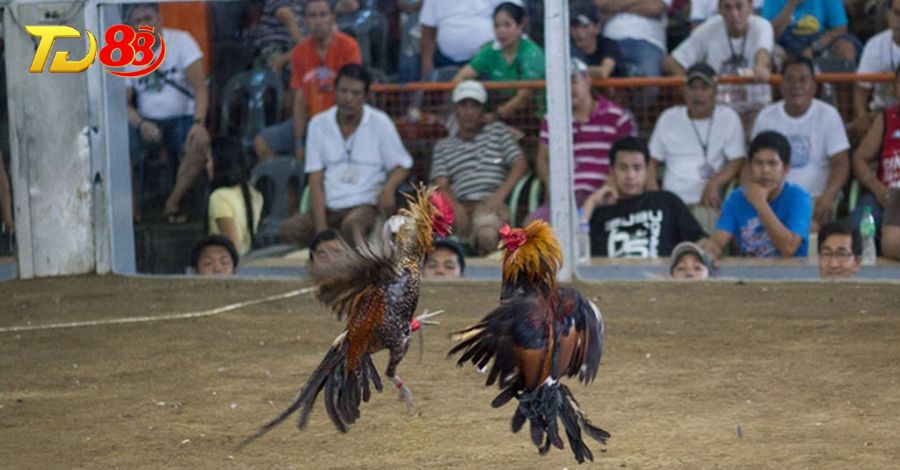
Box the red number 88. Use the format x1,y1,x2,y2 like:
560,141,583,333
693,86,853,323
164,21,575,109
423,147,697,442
99,24,157,68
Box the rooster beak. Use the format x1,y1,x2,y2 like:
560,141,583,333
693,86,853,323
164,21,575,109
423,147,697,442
497,239,505,250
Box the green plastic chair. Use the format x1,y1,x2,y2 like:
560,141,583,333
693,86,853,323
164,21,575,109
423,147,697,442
507,172,532,227
528,178,543,214
847,179,860,214
300,185,311,214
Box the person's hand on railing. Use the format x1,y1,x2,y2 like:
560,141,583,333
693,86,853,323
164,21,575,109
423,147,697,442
752,63,771,83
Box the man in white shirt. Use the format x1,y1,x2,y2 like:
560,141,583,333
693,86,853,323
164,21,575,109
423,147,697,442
849,0,900,137
665,0,773,115
125,3,210,222
689,0,764,25
751,57,850,227
419,0,498,81
278,64,413,247
649,63,747,233
594,0,671,80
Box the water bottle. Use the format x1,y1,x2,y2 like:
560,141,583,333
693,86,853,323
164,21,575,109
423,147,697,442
860,206,877,266
577,208,591,265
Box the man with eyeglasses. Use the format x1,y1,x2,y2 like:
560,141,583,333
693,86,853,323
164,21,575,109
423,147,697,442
817,220,862,278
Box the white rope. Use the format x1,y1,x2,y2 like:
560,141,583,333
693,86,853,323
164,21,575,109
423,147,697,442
0,286,316,333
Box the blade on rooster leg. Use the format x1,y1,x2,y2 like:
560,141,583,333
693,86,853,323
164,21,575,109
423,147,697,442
449,220,609,464
239,185,454,447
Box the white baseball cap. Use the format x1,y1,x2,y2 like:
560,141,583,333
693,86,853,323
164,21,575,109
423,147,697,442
452,80,487,104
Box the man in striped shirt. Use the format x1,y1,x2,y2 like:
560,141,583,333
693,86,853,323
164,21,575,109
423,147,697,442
525,58,636,224
430,80,529,255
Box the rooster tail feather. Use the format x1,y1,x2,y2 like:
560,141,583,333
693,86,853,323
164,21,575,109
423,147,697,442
562,384,610,444
513,382,610,463
491,383,518,408
238,340,345,449
239,334,384,448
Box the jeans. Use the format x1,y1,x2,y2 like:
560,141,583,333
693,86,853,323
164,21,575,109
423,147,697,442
398,54,421,83
613,38,664,108
129,115,193,200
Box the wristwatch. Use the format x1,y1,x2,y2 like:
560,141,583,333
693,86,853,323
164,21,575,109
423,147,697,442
192,117,204,125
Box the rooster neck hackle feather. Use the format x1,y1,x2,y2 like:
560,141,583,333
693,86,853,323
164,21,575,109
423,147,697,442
501,221,564,308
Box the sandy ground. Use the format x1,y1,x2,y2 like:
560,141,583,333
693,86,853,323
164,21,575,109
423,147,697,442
1,276,899,469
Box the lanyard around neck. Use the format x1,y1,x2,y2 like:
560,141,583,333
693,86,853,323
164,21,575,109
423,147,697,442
727,32,748,64
688,109,715,161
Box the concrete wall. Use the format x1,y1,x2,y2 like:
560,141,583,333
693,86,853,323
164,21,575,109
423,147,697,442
6,2,97,277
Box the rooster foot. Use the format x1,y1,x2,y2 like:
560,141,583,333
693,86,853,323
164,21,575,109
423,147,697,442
390,375,419,416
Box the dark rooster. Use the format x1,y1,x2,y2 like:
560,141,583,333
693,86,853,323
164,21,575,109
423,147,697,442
241,186,453,445
448,220,609,463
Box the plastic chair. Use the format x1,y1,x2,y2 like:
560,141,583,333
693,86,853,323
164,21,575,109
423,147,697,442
300,185,311,214
250,158,305,248
336,1,388,72
528,178,543,214
219,70,284,152
847,179,860,214
507,173,532,227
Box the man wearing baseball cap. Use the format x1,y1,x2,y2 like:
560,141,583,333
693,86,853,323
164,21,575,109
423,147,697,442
648,62,747,235
570,5,621,79
429,80,529,255
526,57,636,225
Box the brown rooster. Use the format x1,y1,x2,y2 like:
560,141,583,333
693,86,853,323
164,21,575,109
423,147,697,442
448,220,609,464
241,186,453,445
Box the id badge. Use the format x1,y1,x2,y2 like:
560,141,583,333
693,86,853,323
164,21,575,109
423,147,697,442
699,163,715,180
340,166,358,184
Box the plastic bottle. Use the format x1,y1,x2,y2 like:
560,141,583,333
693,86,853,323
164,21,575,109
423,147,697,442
577,208,591,265
860,206,877,266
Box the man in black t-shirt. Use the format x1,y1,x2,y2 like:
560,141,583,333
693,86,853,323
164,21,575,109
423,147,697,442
570,6,621,79
587,137,711,258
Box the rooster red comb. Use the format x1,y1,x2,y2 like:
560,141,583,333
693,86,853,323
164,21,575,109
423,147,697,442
429,191,454,237
499,224,527,252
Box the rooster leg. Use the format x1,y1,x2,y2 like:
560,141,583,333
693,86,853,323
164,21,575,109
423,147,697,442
385,348,418,416
389,375,417,415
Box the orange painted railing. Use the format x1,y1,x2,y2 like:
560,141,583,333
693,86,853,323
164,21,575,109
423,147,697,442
370,72,894,181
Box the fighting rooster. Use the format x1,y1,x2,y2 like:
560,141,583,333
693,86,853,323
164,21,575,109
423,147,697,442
241,186,453,445
448,220,609,463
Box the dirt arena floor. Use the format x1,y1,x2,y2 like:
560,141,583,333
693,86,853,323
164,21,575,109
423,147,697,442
1,276,899,469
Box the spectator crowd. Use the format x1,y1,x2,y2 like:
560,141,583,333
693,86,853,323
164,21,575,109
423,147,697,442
31,0,898,278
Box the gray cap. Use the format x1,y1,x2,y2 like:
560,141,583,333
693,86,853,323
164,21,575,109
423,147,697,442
669,241,714,274
571,57,588,76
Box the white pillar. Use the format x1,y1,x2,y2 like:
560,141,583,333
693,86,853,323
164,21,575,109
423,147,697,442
543,0,577,281
4,1,135,278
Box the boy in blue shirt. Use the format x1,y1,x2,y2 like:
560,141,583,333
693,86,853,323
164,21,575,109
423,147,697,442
709,130,813,258
762,0,860,63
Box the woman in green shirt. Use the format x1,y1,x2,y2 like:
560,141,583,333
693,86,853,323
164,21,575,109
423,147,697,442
452,2,545,120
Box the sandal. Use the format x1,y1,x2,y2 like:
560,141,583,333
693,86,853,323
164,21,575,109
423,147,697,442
166,212,188,224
